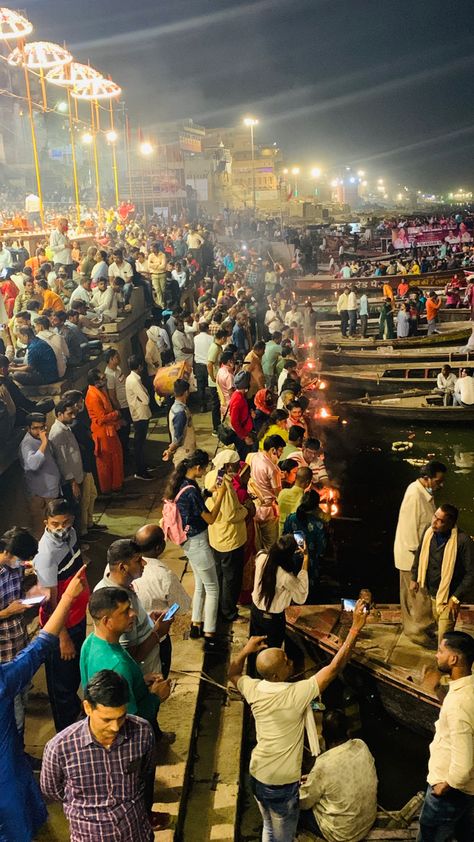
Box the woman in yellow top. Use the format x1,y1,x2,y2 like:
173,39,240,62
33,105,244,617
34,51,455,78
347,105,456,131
259,409,289,450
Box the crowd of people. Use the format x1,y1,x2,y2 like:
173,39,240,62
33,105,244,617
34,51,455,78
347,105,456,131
0,210,473,842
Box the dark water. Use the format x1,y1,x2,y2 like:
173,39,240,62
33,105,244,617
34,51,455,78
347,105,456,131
321,414,474,604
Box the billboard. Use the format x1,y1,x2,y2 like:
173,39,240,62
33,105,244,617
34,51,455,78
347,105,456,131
391,225,472,248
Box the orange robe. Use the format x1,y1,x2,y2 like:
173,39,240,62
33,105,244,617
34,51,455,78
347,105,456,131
85,385,124,493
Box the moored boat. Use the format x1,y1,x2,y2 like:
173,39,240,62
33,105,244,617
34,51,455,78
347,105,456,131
320,361,465,395
317,322,472,350
341,389,474,422
319,345,474,366
286,603,474,734
296,268,466,297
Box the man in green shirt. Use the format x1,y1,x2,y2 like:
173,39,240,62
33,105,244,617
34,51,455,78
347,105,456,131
80,587,170,727
262,332,282,388
277,466,312,534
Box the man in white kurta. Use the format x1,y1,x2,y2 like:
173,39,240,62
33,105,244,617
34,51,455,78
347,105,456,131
393,461,446,643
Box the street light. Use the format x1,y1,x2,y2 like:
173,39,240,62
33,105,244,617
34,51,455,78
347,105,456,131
243,116,258,212
82,132,93,144
106,129,118,143
311,167,321,178
139,141,153,156
0,7,33,39
56,100,68,113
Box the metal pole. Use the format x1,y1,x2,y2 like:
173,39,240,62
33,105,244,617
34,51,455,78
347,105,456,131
109,99,120,206
67,87,81,227
22,60,44,228
250,122,256,213
90,100,102,229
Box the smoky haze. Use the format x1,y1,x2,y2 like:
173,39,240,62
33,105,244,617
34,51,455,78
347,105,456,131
23,0,474,190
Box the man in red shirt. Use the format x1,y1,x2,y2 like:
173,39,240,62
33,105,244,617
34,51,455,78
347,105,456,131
229,371,254,460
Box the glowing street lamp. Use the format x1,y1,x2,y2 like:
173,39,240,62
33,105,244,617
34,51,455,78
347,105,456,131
82,132,93,144
243,116,259,212
56,100,68,113
7,41,72,69
357,169,365,177
46,62,102,88
106,130,118,143
139,141,154,156
0,7,33,39
311,167,321,178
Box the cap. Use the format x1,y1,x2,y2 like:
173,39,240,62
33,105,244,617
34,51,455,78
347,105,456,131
212,449,240,469
234,370,250,390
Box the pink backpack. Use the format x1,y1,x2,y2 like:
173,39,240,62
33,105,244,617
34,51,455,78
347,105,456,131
161,485,193,545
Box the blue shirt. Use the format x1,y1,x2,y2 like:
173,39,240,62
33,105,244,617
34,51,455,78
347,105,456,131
0,631,53,840
359,295,369,317
169,400,189,446
19,432,62,499
232,323,249,353
175,480,207,538
26,336,59,383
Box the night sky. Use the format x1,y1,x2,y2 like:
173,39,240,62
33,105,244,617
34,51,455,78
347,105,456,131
23,0,474,190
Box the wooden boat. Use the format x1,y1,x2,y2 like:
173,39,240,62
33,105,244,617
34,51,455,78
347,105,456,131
317,322,472,351
315,310,471,331
296,268,465,297
320,362,465,395
341,389,474,423
319,345,474,366
286,603,474,734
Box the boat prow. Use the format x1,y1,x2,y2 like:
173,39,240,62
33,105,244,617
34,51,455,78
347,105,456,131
286,603,474,734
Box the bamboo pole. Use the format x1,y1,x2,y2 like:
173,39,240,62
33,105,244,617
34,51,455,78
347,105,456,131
67,87,81,227
22,57,44,227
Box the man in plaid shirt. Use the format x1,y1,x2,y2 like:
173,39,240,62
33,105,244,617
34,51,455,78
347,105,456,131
0,526,38,736
41,670,156,842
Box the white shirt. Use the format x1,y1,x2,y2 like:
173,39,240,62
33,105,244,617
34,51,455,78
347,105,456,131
436,372,457,392
193,331,214,365
300,740,378,842
427,674,474,794
252,550,308,613
277,369,289,394
454,375,474,405
147,325,170,354
0,247,12,271
69,285,91,307
49,229,72,265
132,556,192,615
125,370,151,422
108,261,133,283
172,269,187,289
393,479,435,571
237,675,319,785
172,329,193,363
347,291,357,310
285,308,303,328
105,365,128,409
90,286,119,320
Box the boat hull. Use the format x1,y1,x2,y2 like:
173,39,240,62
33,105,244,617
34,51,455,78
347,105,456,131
286,603,474,734
320,347,473,365
341,391,474,423
318,325,472,351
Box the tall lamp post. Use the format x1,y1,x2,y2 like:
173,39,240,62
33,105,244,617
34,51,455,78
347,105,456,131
291,166,300,198
8,40,72,228
72,76,121,229
46,62,104,226
243,116,258,213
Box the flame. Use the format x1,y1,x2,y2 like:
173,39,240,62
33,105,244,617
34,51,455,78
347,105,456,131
308,341,314,348
306,362,314,369
318,381,327,390
331,503,339,516
342,419,348,425
320,407,329,418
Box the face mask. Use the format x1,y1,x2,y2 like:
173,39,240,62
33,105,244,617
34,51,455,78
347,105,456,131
426,486,434,495
49,527,71,542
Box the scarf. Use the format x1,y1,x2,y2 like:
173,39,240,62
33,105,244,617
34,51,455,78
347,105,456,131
258,680,320,757
417,526,458,610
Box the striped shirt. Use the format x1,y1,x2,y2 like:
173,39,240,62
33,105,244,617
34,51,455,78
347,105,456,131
40,715,154,842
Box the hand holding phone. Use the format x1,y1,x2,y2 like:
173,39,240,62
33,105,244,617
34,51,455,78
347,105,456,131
162,602,180,622
293,531,306,549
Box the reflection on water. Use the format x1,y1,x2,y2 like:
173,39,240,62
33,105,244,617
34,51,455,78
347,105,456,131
453,445,474,472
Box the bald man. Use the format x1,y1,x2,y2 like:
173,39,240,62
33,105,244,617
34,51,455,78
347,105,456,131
133,524,191,678
229,602,368,842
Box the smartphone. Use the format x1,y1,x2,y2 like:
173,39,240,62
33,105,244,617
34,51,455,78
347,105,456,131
162,602,180,622
293,531,305,548
20,596,46,607
216,468,225,487
341,598,368,613
341,598,357,612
